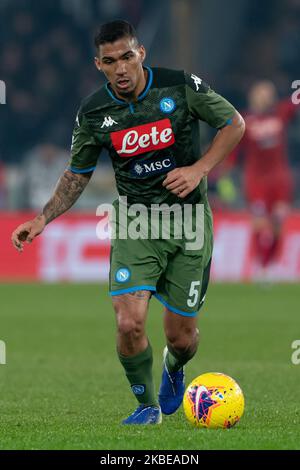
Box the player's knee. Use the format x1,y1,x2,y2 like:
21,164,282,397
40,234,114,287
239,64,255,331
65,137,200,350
116,310,145,340
165,325,199,344
166,327,199,355
113,296,147,342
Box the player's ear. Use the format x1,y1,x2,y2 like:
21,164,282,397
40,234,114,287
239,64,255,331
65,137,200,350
94,56,101,71
139,45,146,63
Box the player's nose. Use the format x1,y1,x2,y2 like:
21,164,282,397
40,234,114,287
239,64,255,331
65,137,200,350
115,60,127,75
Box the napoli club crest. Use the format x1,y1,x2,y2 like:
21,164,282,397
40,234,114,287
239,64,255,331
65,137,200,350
160,97,176,113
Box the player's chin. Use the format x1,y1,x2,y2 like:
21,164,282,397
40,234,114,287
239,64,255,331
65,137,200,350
115,83,134,96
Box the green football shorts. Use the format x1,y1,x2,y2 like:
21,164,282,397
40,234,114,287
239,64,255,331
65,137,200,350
109,197,213,317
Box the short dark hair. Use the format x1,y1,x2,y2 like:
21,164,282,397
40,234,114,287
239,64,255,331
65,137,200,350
94,20,138,49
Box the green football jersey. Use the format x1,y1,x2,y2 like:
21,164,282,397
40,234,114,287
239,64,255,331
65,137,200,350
69,67,236,206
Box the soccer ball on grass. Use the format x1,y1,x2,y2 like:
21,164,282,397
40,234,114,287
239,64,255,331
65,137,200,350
183,372,245,429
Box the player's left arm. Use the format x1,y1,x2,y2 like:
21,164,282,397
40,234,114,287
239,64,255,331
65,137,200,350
163,73,245,199
163,112,244,198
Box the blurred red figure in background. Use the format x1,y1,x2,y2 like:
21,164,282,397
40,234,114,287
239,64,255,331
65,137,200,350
233,80,298,277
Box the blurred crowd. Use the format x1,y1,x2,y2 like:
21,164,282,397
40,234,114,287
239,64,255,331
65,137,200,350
211,0,300,210
1,6,91,162
0,0,142,209
224,0,300,102
0,0,299,210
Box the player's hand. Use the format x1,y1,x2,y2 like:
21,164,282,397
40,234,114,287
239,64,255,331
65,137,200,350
11,215,46,252
162,166,204,199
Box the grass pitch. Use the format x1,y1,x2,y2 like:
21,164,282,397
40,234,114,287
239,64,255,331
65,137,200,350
0,283,299,450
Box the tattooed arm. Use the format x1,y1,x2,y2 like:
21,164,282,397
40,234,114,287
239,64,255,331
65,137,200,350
11,169,91,252
42,169,91,224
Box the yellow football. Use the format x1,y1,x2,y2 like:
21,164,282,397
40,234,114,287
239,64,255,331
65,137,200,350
183,372,245,429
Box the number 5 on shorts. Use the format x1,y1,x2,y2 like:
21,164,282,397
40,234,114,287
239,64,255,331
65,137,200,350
187,281,201,308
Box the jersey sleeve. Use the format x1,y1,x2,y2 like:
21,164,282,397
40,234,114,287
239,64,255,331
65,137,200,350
68,109,102,173
185,72,236,129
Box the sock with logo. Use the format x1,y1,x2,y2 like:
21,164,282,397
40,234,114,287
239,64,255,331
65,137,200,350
118,342,158,407
165,343,198,373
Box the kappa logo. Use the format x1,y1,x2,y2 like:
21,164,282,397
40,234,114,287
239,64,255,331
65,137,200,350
101,116,118,128
111,118,175,157
191,74,202,92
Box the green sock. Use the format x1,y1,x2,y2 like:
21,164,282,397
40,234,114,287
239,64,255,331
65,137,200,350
165,344,197,373
118,342,158,406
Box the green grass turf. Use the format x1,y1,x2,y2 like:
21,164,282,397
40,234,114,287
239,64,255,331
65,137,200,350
0,283,299,450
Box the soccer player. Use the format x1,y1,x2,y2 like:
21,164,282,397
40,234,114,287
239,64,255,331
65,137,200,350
11,20,245,424
232,81,297,277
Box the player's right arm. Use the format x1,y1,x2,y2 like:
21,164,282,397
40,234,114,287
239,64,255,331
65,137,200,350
11,106,102,252
11,170,92,252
